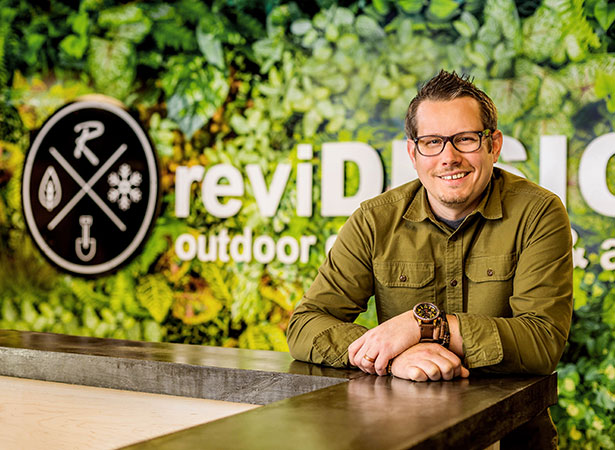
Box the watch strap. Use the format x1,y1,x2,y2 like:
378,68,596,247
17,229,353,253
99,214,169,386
418,313,450,347
419,321,435,340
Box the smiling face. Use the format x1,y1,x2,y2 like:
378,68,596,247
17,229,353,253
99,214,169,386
407,97,503,221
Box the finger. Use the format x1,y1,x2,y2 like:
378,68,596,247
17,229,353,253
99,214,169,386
358,357,377,375
428,354,459,380
414,360,442,381
407,348,457,380
374,354,391,376
347,336,365,366
408,366,428,382
421,346,463,380
431,346,463,368
354,348,378,374
460,366,470,378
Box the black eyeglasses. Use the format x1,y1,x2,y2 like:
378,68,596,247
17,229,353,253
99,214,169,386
412,130,493,157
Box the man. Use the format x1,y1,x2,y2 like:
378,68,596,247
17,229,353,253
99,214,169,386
287,70,573,446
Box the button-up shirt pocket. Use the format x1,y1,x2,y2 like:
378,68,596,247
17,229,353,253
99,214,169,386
373,261,435,319
464,254,516,316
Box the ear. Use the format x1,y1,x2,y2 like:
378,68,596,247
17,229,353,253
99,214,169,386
407,139,417,168
491,130,503,162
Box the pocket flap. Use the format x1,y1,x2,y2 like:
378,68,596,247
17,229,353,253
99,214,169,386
374,261,434,288
465,254,516,282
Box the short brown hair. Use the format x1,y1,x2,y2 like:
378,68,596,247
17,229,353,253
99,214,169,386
404,70,497,139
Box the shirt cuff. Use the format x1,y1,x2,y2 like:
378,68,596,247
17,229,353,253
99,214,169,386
455,313,504,368
313,322,368,367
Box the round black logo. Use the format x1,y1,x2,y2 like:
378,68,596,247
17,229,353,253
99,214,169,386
22,99,160,275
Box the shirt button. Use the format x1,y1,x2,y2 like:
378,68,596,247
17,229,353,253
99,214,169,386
399,275,407,282
450,279,458,287
487,269,494,276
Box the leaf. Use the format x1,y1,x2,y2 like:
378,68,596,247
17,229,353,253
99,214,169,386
373,0,391,15
521,5,562,63
595,0,615,31
355,15,385,39
594,71,615,97
133,219,186,274
196,31,225,69
161,56,229,139
109,270,140,314
290,19,312,36
114,21,152,44
487,76,540,124
1,298,18,323
70,278,108,306
172,288,222,325
59,34,88,59
332,7,355,26
142,319,164,342
238,324,289,351
87,37,136,100
453,12,478,38
558,56,615,106
484,0,520,43
152,21,197,52
71,12,89,36
23,33,45,66
253,38,284,72
398,0,423,14
136,274,173,323
427,0,460,20
98,4,144,28
546,0,601,61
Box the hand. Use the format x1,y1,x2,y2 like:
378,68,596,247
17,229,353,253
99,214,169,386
348,310,419,376
389,343,470,382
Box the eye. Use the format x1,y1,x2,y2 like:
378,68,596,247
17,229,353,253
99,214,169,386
424,137,443,146
455,133,479,144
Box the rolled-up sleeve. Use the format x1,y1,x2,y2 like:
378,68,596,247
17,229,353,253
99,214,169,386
287,209,374,367
457,195,573,374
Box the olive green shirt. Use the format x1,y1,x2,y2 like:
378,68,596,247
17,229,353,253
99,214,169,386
287,168,573,374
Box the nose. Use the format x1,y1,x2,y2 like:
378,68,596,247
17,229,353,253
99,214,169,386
440,139,462,165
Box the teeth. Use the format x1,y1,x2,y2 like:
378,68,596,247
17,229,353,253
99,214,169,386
442,173,466,180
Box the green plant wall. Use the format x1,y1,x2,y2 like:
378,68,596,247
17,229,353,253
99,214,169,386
1,0,615,447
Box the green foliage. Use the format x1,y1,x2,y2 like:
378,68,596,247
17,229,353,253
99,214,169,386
136,274,173,323
161,55,229,139
238,323,288,351
553,266,615,447
595,70,615,112
1,2,615,448
88,37,136,100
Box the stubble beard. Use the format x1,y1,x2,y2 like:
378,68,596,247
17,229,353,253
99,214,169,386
438,192,470,206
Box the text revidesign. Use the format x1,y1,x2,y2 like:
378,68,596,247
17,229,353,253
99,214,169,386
174,134,615,266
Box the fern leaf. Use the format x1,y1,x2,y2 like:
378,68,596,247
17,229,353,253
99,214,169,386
109,270,139,313
200,262,234,306
238,324,289,352
70,278,109,307
0,19,11,88
136,274,173,322
546,0,601,58
133,218,186,274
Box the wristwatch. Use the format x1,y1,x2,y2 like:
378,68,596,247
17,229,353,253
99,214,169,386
412,302,450,348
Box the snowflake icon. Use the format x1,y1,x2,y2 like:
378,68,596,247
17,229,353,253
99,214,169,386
107,163,142,211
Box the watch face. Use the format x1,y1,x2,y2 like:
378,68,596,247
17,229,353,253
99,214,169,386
413,302,439,321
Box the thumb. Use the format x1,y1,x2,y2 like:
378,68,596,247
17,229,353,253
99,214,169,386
460,366,470,378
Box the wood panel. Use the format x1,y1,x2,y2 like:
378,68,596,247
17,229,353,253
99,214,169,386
0,375,258,450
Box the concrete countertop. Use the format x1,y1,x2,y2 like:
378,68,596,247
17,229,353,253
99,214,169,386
0,330,557,449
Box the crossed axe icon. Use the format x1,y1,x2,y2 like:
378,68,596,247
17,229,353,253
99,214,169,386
47,144,128,232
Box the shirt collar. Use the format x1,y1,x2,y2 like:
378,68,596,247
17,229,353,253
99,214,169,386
403,172,503,223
